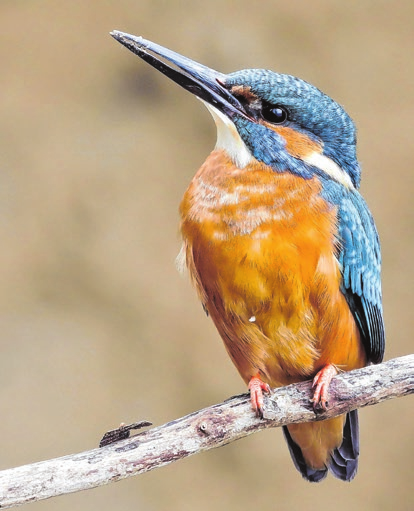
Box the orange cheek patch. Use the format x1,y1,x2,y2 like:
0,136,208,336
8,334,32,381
265,123,322,159
230,85,258,102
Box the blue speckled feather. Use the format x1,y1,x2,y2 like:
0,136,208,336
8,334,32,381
321,178,385,363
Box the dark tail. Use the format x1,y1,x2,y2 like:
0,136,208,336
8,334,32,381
282,410,359,482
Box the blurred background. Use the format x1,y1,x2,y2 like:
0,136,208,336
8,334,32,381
1,1,413,510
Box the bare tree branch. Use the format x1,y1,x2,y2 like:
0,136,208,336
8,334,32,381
0,355,413,508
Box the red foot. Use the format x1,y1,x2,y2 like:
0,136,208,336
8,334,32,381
248,374,270,418
312,364,337,412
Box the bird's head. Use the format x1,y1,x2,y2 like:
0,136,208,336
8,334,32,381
111,32,360,189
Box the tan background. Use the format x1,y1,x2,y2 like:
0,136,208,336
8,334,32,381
1,1,413,510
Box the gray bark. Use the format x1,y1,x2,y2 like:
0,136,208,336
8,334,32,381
0,355,413,508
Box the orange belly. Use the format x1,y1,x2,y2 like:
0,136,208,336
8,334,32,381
180,149,366,388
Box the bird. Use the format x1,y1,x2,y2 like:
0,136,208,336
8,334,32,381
110,31,385,482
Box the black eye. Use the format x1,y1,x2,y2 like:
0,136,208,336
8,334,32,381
262,104,289,124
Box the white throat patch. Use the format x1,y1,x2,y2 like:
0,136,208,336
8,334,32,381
201,101,254,168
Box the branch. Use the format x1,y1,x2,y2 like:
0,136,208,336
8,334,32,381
0,355,413,508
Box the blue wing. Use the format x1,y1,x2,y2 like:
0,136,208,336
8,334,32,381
322,182,385,363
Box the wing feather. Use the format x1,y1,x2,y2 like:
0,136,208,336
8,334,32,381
322,182,385,363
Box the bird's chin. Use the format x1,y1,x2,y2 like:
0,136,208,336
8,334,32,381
201,101,254,169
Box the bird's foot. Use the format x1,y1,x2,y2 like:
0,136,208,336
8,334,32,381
311,364,338,412
248,374,270,418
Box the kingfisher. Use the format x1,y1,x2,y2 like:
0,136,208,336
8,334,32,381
111,31,385,482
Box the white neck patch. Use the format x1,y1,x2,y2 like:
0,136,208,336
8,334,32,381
201,101,254,168
303,151,355,189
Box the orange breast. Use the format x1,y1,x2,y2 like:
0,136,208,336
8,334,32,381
179,149,366,387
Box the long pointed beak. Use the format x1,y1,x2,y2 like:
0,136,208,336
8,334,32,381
110,31,250,121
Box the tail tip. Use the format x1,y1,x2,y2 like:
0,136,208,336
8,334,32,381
283,410,360,483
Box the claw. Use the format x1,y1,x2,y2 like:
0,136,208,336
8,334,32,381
248,374,270,418
312,364,337,412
